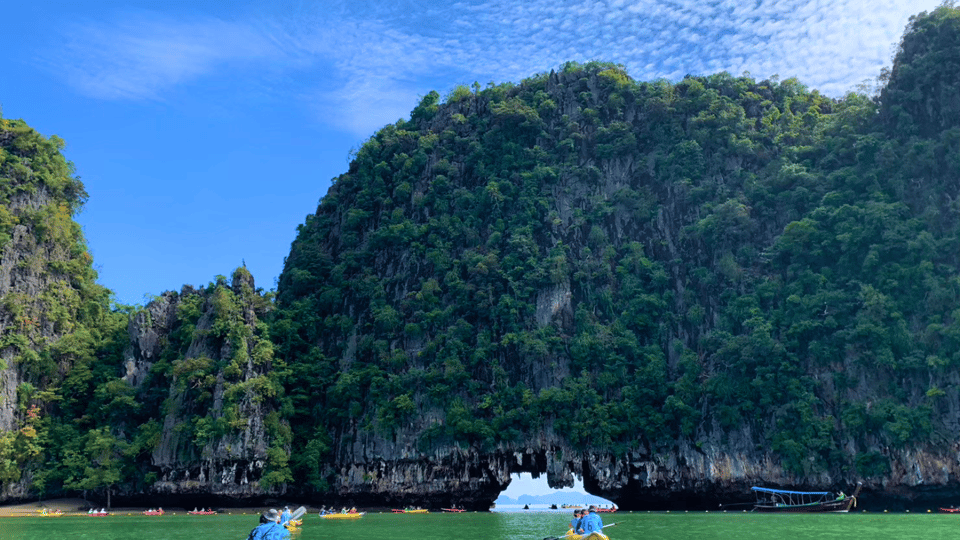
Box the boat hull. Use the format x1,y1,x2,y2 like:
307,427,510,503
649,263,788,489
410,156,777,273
751,482,861,513
753,498,856,513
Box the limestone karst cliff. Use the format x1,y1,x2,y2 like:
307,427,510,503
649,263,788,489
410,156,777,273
0,118,288,502
0,119,116,501
122,270,289,502
272,6,960,510
1,6,959,510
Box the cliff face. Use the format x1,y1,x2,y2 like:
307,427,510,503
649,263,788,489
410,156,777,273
0,187,52,433
0,117,288,505
0,120,111,501
275,11,960,509
3,7,960,510
881,5,960,138
0,185,57,501
123,271,289,501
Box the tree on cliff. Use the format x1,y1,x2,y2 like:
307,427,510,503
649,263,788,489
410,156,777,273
63,427,126,509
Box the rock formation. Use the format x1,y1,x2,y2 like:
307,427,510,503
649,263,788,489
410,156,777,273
2,7,960,511
273,8,960,511
124,271,289,501
0,120,111,501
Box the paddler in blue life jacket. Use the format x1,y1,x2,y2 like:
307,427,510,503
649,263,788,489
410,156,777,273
579,505,603,536
280,506,291,525
570,509,583,534
245,509,290,540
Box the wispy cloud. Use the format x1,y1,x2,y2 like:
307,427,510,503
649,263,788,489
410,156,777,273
51,12,285,100
44,0,943,135
426,0,941,94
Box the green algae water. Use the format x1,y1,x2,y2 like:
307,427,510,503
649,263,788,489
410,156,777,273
1,511,957,540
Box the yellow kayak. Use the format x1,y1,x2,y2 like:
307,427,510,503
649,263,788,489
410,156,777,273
404,509,429,514
564,530,609,540
321,512,364,520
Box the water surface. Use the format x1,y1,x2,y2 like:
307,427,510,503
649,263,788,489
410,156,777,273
0,510,954,540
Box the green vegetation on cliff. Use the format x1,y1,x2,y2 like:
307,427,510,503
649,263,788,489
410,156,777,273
0,118,127,500
0,114,289,503
274,5,960,487
0,5,958,505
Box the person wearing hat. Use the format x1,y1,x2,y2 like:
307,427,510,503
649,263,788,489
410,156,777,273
579,505,604,536
245,509,290,540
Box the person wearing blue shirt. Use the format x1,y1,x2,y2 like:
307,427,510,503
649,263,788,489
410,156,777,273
245,509,290,540
569,509,583,534
280,506,291,525
579,506,603,536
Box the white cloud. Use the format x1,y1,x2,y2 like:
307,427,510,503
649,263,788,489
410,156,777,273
50,12,286,100
43,0,945,135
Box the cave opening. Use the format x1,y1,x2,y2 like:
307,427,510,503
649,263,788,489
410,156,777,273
494,472,614,510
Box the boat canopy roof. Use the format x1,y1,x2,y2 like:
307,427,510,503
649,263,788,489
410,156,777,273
751,487,830,496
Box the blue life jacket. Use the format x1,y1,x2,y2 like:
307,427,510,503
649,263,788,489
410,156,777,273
580,512,603,534
246,521,290,540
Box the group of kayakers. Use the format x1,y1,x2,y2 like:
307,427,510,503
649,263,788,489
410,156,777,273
317,505,357,515
569,505,604,536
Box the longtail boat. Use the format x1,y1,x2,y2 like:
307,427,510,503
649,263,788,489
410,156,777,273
751,482,862,512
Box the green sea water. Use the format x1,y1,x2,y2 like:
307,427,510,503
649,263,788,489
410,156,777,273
0,511,956,540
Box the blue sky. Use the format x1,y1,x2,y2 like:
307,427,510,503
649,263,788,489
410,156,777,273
0,0,941,305
498,473,614,504
500,472,578,498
